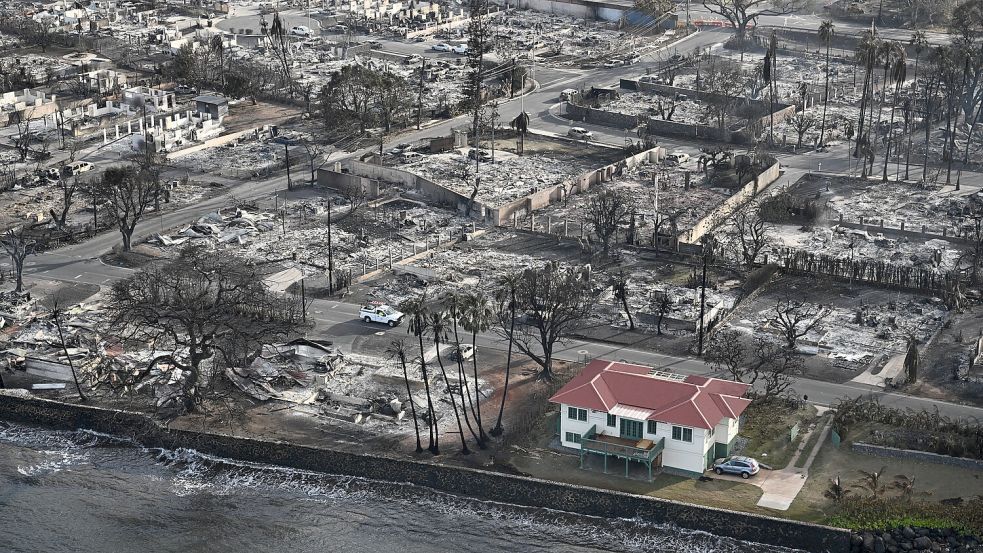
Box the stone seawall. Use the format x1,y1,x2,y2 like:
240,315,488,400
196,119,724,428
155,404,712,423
852,442,983,470
0,392,851,553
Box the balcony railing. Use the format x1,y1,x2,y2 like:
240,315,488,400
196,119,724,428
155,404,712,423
580,424,665,463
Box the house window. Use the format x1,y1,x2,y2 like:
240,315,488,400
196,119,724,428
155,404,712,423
567,407,587,421
606,414,617,427
565,432,582,444
647,420,657,435
672,426,693,443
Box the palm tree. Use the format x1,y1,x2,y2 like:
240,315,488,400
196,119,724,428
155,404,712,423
924,46,950,182
400,294,438,454
461,290,494,446
387,339,422,453
869,40,902,177
444,292,482,447
765,32,779,145
854,30,880,174
823,475,852,503
490,272,520,436
429,309,471,455
882,45,907,181
934,46,962,185
855,466,889,498
817,20,835,149
510,111,530,155
905,31,928,180
892,474,928,500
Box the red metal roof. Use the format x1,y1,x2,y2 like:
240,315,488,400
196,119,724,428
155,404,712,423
549,360,752,430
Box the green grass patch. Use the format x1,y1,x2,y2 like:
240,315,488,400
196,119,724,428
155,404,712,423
740,401,816,469
824,498,983,535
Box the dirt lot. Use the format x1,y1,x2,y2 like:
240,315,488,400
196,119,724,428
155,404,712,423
789,439,983,523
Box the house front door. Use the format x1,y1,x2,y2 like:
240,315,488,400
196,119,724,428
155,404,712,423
619,418,643,441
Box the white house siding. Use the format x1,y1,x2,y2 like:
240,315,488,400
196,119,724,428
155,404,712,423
715,417,740,450
660,427,710,474
559,406,719,475
558,403,608,448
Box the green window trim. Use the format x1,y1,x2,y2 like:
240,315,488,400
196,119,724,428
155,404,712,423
620,418,643,441
672,426,693,443
565,432,582,444
606,413,617,427
646,420,657,435
567,407,587,421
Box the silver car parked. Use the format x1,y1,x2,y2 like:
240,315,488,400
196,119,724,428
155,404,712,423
712,456,760,479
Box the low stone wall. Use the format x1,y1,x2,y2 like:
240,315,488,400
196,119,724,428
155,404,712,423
646,117,748,143
344,160,483,215
681,161,782,244
564,102,641,129
852,442,983,470
316,168,380,199
0,392,850,553
832,220,974,247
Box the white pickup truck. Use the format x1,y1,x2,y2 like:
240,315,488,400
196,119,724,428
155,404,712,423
359,304,405,327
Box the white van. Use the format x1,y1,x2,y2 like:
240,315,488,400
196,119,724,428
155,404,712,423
560,88,579,102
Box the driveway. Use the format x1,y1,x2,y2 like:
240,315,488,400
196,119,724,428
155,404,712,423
708,418,832,511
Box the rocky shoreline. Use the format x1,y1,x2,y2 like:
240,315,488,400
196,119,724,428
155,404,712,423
852,527,983,553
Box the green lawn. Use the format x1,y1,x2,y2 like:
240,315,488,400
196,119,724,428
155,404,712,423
739,401,818,469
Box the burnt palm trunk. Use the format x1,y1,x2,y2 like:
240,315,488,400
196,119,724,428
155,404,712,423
451,318,482,446
399,350,423,453
491,288,516,436
434,336,470,454
418,332,437,454
819,41,831,147
883,82,901,181
471,328,488,447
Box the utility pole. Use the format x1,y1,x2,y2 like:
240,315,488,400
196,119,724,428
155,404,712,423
489,100,498,163
301,278,307,322
510,58,516,98
416,58,425,130
284,142,292,190
327,197,334,294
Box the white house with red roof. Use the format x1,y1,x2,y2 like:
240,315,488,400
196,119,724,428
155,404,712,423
549,360,752,478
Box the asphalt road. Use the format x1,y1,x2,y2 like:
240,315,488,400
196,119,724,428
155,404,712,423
313,299,983,421
15,27,983,421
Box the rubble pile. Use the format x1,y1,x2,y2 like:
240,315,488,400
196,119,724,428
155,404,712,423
768,224,962,271
539,166,725,236
617,268,739,327
704,51,862,104
728,297,947,367
175,137,284,174
603,92,711,126
0,53,73,83
226,340,482,430
825,180,977,231
486,11,671,67
404,149,597,206
768,105,862,147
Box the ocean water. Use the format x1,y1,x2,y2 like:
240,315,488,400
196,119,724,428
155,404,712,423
0,422,802,553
